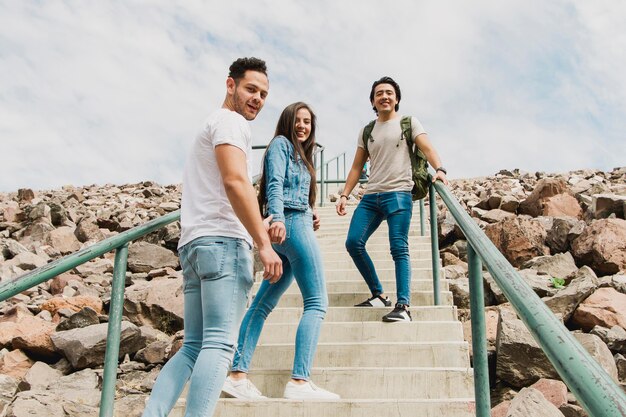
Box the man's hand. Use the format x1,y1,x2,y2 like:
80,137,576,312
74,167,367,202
312,210,321,231
258,244,282,283
268,221,286,244
336,196,347,216
432,171,449,185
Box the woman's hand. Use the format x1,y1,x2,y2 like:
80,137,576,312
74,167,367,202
268,221,286,244
312,209,321,231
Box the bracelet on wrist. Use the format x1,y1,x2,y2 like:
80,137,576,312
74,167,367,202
435,167,447,175
340,194,348,200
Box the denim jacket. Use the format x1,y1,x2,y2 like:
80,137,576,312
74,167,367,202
263,135,311,223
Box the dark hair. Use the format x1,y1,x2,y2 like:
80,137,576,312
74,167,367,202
369,76,401,113
228,57,267,82
258,102,318,211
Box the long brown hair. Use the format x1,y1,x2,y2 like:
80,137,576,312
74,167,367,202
258,102,318,212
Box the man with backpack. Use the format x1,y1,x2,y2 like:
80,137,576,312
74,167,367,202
336,76,448,322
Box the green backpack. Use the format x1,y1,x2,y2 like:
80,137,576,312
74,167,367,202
362,116,431,200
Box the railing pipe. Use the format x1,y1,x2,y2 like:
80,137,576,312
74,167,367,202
0,211,180,302
419,199,425,237
319,148,325,207
467,244,491,417
433,181,626,417
428,183,440,305
99,244,129,417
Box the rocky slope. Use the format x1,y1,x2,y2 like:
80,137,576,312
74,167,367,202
0,167,625,417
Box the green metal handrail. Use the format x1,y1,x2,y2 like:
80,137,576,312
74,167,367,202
428,181,626,417
0,210,181,417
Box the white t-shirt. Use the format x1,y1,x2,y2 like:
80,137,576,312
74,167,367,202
357,115,426,194
178,108,253,248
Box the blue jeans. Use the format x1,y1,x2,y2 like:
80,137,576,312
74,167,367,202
345,191,413,305
143,236,253,417
232,210,328,380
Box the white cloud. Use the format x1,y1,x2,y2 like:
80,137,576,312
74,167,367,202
0,0,624,192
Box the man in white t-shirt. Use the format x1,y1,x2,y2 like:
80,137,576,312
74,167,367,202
143,57,282,417
336,76,448,323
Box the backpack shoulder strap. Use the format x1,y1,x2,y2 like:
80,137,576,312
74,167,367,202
362,120,376,155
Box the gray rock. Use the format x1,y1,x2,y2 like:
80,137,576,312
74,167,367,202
7,391,65,417
615,353,626,382
55,307,100,331
50,321,146,370
0,374,18,417
546,217,584,254
480,209,516,224
127,241,179,273
590,325,626,354
124,277,183,333
592,193,626,219
522,252,578,281
18,361,62,391
506,387,565,417
496,309,559,387
572,332,619,382
559,403,588,417
543,266,598,321
610,274,626,294
135,340,169,365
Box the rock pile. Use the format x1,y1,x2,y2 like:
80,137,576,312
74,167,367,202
0,167,624,416
1,182,181,416
438,167,626,416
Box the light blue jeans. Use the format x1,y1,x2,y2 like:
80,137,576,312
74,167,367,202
345,191,413,305
143,236,253,417
232,209,328,380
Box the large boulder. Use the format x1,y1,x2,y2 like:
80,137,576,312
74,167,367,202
123,277,184,334
590,325,626,354
571,287,626,331
40,295,103,317
519,178,581,218
44,226,81,255
546,217,585,254
495,309,559,387
543,266,598,322
127,241,179,273
485,217,550,267
50,321,146,370
592,194,626,219
572,332,619,382
522,252,579,282
505,387,566,417
571,218,626,276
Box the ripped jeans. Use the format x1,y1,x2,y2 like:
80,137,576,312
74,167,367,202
143,236,253,417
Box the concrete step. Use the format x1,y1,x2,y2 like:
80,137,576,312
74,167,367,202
257,321,464,343
205,398,476,417
330,268,435,281
322,257,432,270
316,235,431,246
220,367,474,399
256,268,438,282
319,248,433,260
249,341,470,369
253,279,449,294
271,290,453,308
263,306,458,324
314,227,427,238
319,243,433,254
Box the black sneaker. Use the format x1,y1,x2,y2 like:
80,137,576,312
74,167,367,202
382,303,412,322
354,294,392,307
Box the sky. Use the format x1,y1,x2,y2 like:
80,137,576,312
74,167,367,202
1,1,625,192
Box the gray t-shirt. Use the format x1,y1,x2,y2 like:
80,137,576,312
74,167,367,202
357,115,426,194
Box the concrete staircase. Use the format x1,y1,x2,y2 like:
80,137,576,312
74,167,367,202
174,205,475,416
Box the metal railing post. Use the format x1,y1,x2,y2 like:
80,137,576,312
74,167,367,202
428,183,440,305
319,149,325,207
419,198,425,237
468,244,491,417
99,244,129,417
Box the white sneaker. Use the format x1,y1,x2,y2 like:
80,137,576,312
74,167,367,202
222,376,267,399
283,380,340,400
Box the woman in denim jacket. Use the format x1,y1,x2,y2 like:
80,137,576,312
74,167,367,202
222,102,339,400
